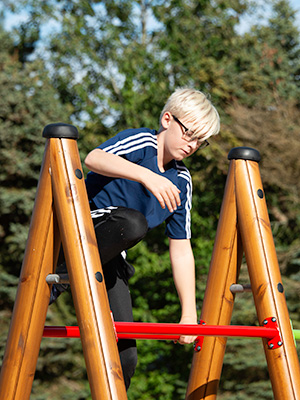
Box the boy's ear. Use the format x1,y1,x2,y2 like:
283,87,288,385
161,111,172,129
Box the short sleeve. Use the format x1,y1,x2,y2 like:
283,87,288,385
165,170,192,239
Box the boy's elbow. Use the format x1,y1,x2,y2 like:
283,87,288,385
84,149,101,170
84,152,92,169
84,153,91,169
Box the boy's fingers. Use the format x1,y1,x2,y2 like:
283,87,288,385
171,186,181,207
177,335,198,345
165,187,181,212
167,191,178,212
158,190,176,212
155,193,166,209
151,179,181,212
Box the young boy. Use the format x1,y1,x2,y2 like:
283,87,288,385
83,87,220,389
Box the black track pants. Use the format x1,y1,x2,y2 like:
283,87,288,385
90,206,148,265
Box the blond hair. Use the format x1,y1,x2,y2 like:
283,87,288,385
160,88,220,140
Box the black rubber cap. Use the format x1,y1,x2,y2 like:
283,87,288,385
228,147,261,162
42,123,79,139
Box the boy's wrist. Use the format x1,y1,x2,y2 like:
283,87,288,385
135,165,152,185
180,313,198,324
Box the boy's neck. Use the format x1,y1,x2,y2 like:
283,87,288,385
157,130,172,172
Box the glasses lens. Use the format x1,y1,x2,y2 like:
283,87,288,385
182,130,193,140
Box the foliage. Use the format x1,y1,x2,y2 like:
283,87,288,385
226,0,300,106
0,22,74,394
228,102,300,270
0,0,300,399
0,26,71,275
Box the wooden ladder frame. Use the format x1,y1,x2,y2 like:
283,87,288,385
0,123,127,400
0,124,299,399
185,147,300,400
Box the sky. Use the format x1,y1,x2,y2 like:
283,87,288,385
290,0,300,25
290,0,300,11
2,0,300,38
236,0,300,34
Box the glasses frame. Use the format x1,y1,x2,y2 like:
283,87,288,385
172,115,209,149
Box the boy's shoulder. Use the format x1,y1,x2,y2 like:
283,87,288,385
101,127,158,159
108,127,158,151
117,127,157,138
174,160,192,183
174,160,190,173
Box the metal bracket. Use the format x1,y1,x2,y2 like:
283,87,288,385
193,320,205,352
230,283,252,293
263,317,283,350
46,274,70,284
110,312,118,343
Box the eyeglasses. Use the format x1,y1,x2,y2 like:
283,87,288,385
172,115,209,149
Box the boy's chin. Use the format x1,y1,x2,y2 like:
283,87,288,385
174,155,186,161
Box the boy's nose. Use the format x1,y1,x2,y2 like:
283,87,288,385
189,140,199,151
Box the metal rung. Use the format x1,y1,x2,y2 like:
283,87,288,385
230,284,252,293
46,274,70,284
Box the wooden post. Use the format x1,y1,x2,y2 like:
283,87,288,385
0,123,127,399
185,162,243,400
234,149,300,399
185,147,300,400
0,140,59,399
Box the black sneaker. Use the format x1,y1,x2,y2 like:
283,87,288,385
49,262,69,305
49,283,69,305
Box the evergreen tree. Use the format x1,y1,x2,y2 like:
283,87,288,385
0,1,299,398
227,0,300,106
0,27,70,276
0,22,83,399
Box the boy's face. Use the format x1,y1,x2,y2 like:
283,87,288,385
163,113,202,161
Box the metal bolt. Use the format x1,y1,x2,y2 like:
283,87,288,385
271,317,276,322
75,168,83,179
95,271,103,282
257,189,264,199
263,320,268,325
269,343,274,349
278,341,283,346
197,346,201,351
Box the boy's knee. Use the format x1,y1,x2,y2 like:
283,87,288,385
122,209,148,244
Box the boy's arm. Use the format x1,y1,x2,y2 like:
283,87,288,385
85,148,180,212
169,238,198,344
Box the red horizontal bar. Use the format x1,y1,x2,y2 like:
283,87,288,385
43,322,278,340
118,334,181,341
44,326,80,338
42,326,182,341
115,322,277,339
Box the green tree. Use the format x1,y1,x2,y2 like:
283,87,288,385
152,0,248,102
0,22,86,399
1,0,300,398
0,28,71,276
226,0,300,106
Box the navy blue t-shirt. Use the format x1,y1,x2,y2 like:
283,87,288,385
85,128,192,239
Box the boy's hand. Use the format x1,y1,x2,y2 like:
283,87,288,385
141,171,181,213
175,315,198,345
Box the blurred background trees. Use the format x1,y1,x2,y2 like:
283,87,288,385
0,0,299,398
